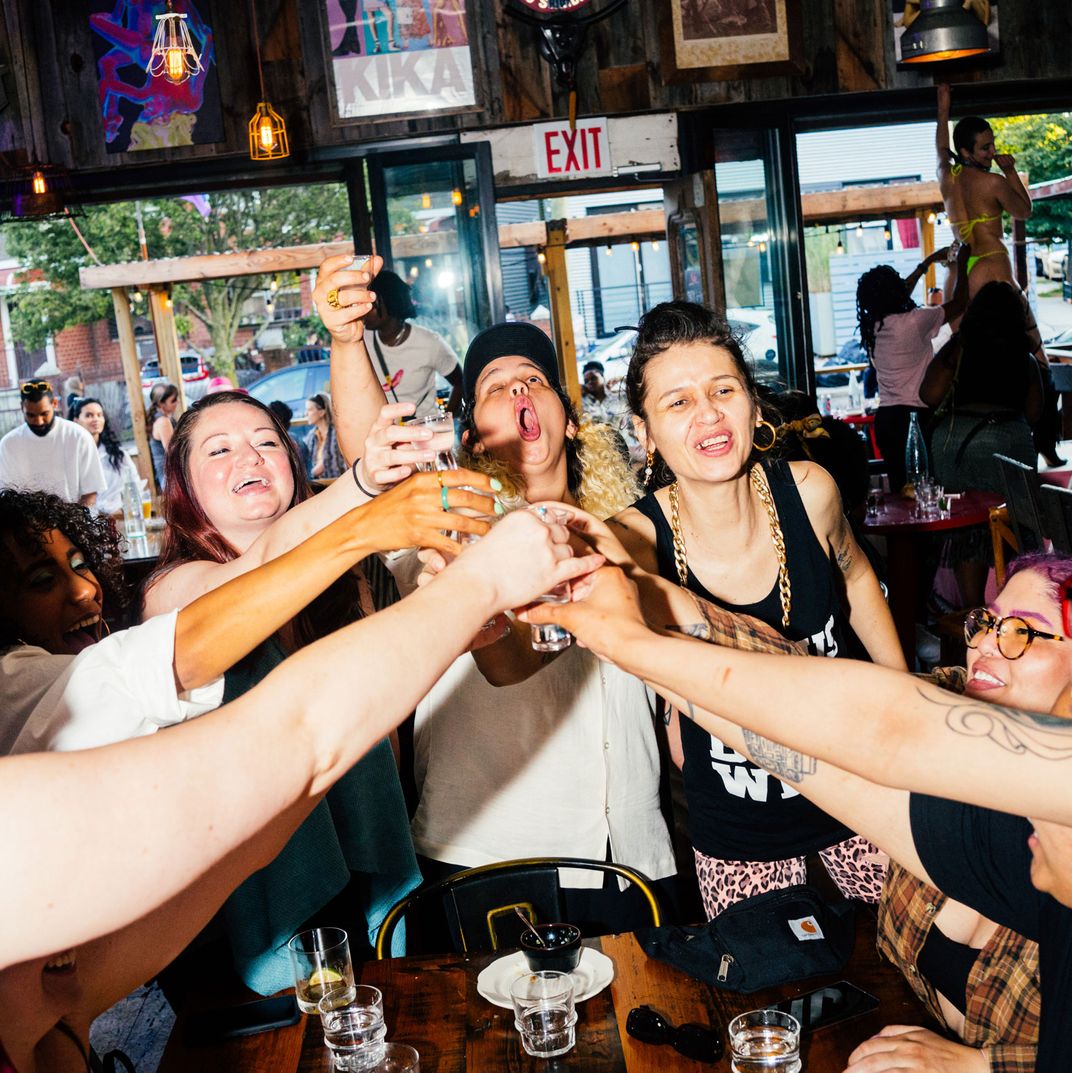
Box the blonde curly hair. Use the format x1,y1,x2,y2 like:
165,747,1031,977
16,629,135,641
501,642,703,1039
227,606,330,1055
459,417,639,521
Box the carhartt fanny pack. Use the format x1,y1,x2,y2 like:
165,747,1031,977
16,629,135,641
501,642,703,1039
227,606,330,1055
635,885,855,993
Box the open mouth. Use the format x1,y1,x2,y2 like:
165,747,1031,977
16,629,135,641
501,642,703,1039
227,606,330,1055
62,613,102,654
44,950,77,976
232,476,269,495
695,432,731,455
514,396,542,443
967,666,1006,691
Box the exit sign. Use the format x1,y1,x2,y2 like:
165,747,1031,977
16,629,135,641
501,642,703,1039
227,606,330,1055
532,118,611,179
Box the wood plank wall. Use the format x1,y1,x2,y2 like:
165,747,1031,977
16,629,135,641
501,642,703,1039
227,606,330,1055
1,0,1070,179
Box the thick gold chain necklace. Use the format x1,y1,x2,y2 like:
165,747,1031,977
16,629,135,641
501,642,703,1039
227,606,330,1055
668,465,792,628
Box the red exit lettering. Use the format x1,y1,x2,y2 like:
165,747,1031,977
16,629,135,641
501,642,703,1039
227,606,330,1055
543,125,605,175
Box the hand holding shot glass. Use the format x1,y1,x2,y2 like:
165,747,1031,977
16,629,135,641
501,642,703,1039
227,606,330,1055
529,506,574,652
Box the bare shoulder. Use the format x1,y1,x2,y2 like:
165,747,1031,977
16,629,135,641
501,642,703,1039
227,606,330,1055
785,459,838,507
142,559,222,617
608,505,660,574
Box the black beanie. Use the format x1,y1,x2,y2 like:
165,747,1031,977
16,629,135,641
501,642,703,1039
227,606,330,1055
462,322,560,403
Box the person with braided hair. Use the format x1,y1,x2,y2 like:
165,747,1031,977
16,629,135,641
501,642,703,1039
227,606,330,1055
857,244,969,492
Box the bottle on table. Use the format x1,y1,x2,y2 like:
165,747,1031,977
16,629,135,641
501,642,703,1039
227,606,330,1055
122,469,147,541
904,412,929,495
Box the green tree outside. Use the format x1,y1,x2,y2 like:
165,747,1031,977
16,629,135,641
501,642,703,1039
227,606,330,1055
990,113,1072,246
3,183,349,382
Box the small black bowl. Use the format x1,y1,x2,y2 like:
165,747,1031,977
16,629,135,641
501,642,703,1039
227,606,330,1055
520,923,582,972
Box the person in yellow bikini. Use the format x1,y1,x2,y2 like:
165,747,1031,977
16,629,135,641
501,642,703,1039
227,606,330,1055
936,83,1033,299
936,84,1063,465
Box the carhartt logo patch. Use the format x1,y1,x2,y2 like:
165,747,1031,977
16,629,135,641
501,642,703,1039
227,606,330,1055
788,915,824,941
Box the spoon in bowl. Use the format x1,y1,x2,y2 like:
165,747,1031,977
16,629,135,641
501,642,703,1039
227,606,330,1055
514,906,545,947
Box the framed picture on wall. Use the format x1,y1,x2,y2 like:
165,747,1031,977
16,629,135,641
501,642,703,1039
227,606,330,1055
320,0,479,122
660,0,804,83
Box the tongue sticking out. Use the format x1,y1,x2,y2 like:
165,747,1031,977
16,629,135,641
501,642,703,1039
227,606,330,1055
515,396,542,442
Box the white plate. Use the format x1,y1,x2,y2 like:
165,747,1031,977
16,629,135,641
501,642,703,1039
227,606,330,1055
476,947,614,1009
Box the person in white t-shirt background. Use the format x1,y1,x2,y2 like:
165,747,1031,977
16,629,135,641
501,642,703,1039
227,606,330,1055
856,245,968,492
364,270,463,417
0,381,103,508
70,398,142,518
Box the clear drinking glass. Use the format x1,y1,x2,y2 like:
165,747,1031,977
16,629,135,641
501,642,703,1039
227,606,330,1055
510,970,577,1059
287,927,355,1015
529,507,572,653
728,1009,801,1073
321,1008,388,1071
404,412,457,472
915,477,941,520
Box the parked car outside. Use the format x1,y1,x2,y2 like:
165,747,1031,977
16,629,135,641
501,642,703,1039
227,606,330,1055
1045,326,1072,363
140,351,209,387
246,361,332,427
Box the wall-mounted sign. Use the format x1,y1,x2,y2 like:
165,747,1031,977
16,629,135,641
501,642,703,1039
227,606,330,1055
323,0,476,121
89,0,222,154
533,118,610,180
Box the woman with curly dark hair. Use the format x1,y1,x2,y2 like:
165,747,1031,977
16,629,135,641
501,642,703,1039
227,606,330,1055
70,397,142,517
856,244,967,492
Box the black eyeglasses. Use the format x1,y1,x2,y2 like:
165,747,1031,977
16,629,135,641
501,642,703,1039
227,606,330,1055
626,1005,723,1064
20,380,52,396
964,607,1065,660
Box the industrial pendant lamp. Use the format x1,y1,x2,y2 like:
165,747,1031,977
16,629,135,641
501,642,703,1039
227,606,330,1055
147,0,204,85
247,0,289,160
900,0,990,64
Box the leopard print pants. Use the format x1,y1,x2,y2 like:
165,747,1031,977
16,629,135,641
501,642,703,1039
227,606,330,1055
693,835,888,918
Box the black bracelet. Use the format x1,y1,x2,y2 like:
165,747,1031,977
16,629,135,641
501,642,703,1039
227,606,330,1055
352,458,380,498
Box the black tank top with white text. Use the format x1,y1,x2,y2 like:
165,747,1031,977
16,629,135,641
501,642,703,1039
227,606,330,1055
632,459,864,860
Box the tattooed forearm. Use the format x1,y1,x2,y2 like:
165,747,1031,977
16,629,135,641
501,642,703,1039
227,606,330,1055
918,686,1072,760
742,729,818,783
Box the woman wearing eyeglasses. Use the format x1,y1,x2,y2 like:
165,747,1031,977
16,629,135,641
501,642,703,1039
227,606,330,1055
525,544,1072,1073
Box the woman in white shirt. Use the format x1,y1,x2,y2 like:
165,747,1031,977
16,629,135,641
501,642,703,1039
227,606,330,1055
70,398,141,517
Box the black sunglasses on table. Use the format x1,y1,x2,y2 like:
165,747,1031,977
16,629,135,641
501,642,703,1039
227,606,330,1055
626,1005,723,1063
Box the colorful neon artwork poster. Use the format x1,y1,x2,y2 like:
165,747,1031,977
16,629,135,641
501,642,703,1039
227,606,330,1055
324,0,475,121
90,0,223,154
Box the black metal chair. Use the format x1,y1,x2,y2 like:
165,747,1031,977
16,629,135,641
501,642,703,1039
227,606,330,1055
374,858,663,959
994,454,1047,557
1040,483,1072,555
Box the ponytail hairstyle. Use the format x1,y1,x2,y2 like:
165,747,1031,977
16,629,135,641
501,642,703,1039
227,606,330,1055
951,116,992,167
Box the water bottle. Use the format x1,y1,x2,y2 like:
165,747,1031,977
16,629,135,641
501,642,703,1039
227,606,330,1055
904,412,929,493
122,469,146,541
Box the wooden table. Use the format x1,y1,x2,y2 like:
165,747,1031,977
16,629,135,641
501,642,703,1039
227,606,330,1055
160,912,932,1072
862,489,1003,664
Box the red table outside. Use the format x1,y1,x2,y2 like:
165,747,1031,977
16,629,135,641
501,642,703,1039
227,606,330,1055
862,489,1003,665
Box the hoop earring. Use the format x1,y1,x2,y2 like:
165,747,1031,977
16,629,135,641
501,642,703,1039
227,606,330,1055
643,451,654,486
752,420,778,453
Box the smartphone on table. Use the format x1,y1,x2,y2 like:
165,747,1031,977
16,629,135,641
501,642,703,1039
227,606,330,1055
773,980,879,1033
184,994,300,1044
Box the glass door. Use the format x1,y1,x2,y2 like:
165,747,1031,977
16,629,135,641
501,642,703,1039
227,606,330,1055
710,127,811,392
367,144,503,359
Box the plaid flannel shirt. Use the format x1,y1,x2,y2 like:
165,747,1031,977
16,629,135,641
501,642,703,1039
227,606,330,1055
877,862,1041,1073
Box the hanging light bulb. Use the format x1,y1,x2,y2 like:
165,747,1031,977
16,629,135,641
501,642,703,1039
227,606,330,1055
884,228,892,240
927,211,937,224
246,0,289,161
409,266,420,278
424,258,433,268
536,251,547,265
651,241,660,252
147,1,204,85
605,245,613,257
248,102,289,161
164,287,174,310
31,170,47,196
269,275,279,292
758,241,768,253
855,224,864,238
451,189,463,207
421,193,432,209
835,241,845,255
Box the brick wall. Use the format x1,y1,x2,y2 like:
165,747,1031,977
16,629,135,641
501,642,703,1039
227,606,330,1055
54,321,124,384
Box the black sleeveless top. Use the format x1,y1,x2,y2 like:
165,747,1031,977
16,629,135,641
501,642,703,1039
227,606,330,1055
632,459,864,860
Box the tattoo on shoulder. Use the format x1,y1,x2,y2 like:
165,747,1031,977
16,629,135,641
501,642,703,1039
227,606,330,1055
742,729,818,784
833,514,854,573
918,686,1072,760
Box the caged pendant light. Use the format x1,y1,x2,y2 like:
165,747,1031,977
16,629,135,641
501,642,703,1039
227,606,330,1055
147,0,205,85
247,0,289,160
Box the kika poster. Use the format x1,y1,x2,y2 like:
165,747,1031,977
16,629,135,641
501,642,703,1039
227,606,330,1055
89,0,223,154
324,0,476,121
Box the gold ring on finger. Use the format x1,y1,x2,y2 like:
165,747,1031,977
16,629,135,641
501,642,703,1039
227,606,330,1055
436,471,445,488
326,288,341,310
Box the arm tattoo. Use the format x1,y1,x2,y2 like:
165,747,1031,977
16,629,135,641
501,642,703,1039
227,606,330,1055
742,729,818,784
918,686,1072,760
833,513,854,574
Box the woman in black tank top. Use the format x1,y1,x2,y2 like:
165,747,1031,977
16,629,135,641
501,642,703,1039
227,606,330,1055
611,302,907,917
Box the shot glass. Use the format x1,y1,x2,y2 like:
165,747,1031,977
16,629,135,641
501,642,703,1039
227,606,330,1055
510,970,577,1059
915,477,941,520
319,986,387,1071
529,506,572,653
728,1009,801,1073
403,411,458,472
865,486,883,521
287,926,355,1015
367,1044,420,1072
